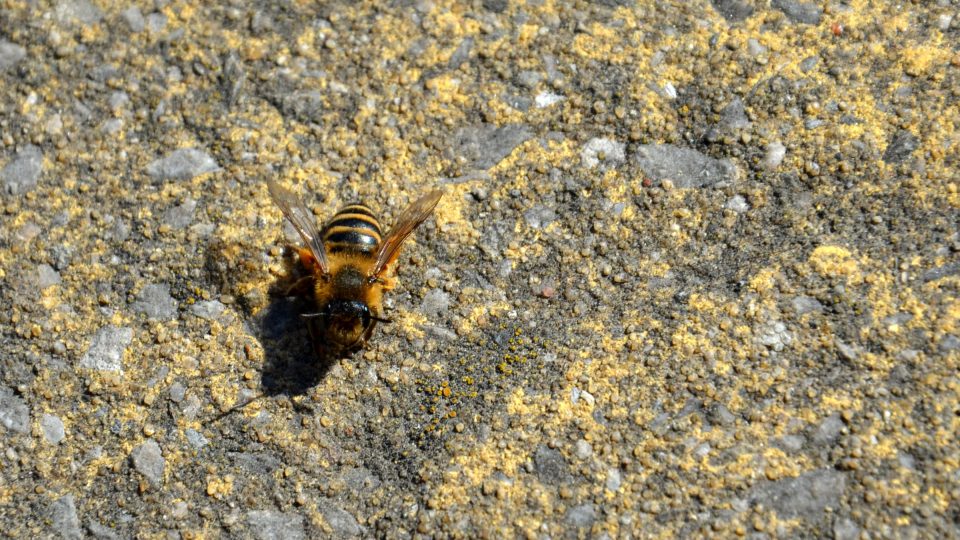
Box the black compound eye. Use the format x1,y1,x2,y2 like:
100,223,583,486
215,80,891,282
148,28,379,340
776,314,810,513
355,303,373,328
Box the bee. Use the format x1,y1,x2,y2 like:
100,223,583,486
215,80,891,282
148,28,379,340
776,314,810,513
267,180,443,352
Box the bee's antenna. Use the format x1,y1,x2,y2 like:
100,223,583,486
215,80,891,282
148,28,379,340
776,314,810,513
371,315,393,323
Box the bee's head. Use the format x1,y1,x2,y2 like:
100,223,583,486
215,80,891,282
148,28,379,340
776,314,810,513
303,300,390,348
326,299,372,327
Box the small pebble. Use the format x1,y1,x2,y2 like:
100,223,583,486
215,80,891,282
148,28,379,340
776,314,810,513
41,414,65,444
146,148,219,181
80,326,133,372
130,439,165,486
762,141,786,170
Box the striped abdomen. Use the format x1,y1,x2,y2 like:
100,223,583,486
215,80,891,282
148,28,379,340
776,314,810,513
322,203,382,254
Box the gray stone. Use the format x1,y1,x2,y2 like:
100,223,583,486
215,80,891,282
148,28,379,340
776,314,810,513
448,37,473,68
571,387,595,406
711,0,754,22
939,334,960,352
146,12,167,34
581,137,626,169
762,141,787,171
181,394,202,420
449,124,532,170
482,0,508,13
80,326,133,372
49,495,82,540
515,70,543,89
659,81,677,100
111,219,131,242
247,510,305,540
791,295,823,315
606,468,622,492
230,452,282,475
747,38,766,57
249,10,273,34
772,0,822,24
341,467,381,492
757,320,791,352
107,91,129,110
0,41,26,72
146,148,219,181
14,221,43,244
502,94,531,112
897,451,916,470
185,429,208,449
120,7,145,32
565,503,597,528
420,289,451,318
719,98,751,130
937,14,954,31
170,501,188,519
130,439,165,486
799,56,819,72
634,144,738,188
882,130,920,164
833,518,860,540
775,434,805,452
281,90,325,123
725,195,749,213
533,445,569,485
922,262,960,282
163,198,197,229
133,283,177,320
882,312,913,328
0,387,30,433
693,442,712,460
317,499,362,537
835,340,861,363
100,119,122,135
191,300,225,320
168,382,186,402
43,113,63,135
523,205,557,229
424,324,457,341
535,91,564,108
2,145,43,195
813,413,844,445
749,469,846,520
89,64,120,83
222,51,245,106
708,403,736,426
574,439,593,460
86,519,121,540
42,414,66,444
54,0,103,26
37,264,62,288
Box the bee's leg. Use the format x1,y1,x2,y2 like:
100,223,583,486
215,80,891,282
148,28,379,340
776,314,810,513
357,321,377,350
283,275,314,297
306,318,328,358
296,247,318,273
378,276,397,292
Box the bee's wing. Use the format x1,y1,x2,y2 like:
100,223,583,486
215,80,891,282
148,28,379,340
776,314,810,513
372,190,443,279
267,180,329,275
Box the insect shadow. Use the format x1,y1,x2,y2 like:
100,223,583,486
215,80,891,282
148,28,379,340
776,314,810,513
204,294,340,423
203,241,344,421
203,238,334,397
252,293,340,397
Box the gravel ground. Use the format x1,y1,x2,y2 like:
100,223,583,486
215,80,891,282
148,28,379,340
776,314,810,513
1,1,959,538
